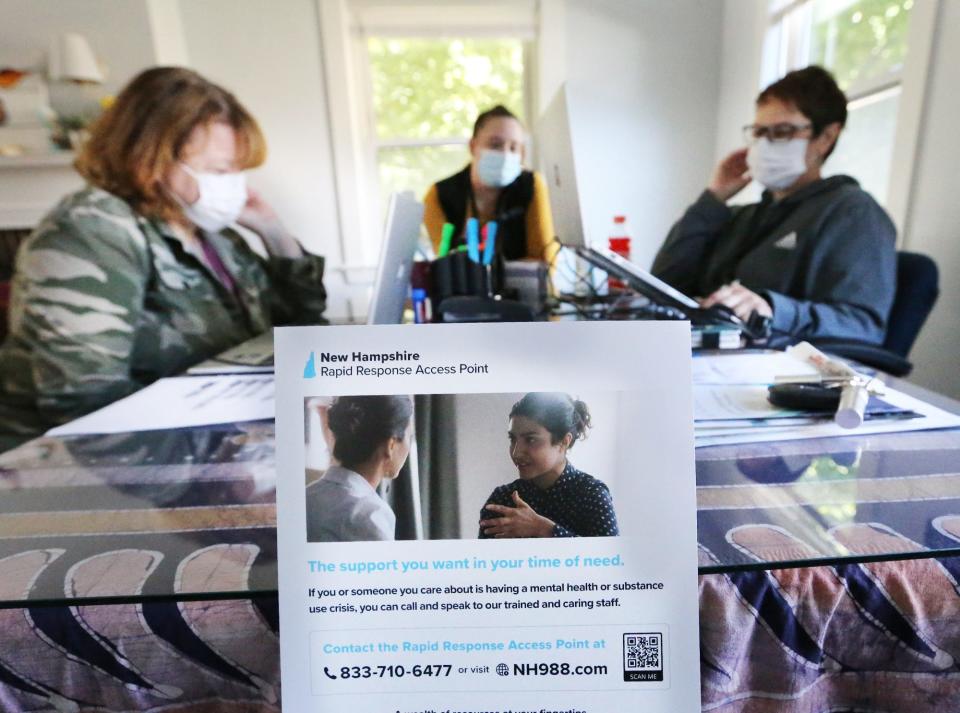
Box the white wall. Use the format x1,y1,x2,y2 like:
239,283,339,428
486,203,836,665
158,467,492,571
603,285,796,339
0,0,157,116
177,0,356,319
899,0,960,400
561,0,724,268
714,0,766,160
0,1,158,229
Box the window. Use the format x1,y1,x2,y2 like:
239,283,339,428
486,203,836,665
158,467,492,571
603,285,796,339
318,1,541,272
366,37,528,213
764,0,915,206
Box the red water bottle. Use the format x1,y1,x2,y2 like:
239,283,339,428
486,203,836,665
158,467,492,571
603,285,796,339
608,215,631,292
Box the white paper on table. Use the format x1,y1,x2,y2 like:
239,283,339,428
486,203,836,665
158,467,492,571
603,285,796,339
48,375,275,436
695,385,960,447
694,385,808,421
692,351,820,385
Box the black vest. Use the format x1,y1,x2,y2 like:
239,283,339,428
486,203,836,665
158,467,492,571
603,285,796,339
434,166,535,260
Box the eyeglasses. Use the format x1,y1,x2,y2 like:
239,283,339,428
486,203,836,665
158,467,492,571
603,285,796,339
742,122,812,144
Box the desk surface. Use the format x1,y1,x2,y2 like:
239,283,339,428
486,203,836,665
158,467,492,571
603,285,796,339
2,378,959,607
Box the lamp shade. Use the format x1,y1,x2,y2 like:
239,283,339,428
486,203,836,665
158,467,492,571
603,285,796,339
48,33,104,84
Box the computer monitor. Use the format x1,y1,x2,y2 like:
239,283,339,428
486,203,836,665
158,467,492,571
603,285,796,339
367,191,424,325
536,84,587,247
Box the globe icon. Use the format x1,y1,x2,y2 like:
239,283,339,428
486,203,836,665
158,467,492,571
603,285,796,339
496,663,510,677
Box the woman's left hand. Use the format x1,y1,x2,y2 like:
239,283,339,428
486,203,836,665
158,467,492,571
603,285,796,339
237,188,303,258
238,187,281,230
480,492,556,538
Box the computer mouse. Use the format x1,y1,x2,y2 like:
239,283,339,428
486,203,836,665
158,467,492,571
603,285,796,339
704,303,741,323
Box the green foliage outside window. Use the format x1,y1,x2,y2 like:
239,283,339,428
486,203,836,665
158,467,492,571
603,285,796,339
367,38,525,140
810,0,913,91
367,38,526,206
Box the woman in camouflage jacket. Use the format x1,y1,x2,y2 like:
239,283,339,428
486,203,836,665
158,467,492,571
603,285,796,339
0,68,327,451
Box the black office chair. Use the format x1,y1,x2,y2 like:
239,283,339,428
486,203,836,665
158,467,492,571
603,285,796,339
812,251,939,377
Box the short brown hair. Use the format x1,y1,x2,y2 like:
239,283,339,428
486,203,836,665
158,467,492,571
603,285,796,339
757,66,847,157
472,104,521,138
75,67,266,222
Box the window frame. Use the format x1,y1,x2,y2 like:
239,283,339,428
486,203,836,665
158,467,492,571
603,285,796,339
761,0,940,241
317,0,548,277
366,35,534,219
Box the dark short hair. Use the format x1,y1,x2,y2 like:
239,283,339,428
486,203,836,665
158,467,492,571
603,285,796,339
472,104,521,138
327,395,413,468
509,393,591,449
757,65,847,157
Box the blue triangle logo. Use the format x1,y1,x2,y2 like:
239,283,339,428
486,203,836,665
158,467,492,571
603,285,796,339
303,351,317,379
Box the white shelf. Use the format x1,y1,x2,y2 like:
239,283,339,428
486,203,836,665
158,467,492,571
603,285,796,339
0,152,76,169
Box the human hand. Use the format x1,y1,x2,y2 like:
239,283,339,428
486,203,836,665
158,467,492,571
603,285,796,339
480,491,556,538
238,187,281,232
238,188,302,258
700,281,772,322
707,148,751,202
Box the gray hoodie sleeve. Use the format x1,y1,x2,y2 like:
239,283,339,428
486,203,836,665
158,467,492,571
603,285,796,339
759,196,896,345
651,190,733,294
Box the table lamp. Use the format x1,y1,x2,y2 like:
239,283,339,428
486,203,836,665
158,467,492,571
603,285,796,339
48,33,104,84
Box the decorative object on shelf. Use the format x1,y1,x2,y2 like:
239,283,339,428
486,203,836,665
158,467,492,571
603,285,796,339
0,71,49,126
47,98,113,152
0,68,29,89
49,114,92,150
44,33,108,151
0,34,106,156
0,144,25,157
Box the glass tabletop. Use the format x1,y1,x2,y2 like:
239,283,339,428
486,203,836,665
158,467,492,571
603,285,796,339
2,380,959,607
0,422,278,609
697,427,960,573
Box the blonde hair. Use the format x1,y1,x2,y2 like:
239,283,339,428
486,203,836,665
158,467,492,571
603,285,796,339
75,66,266,222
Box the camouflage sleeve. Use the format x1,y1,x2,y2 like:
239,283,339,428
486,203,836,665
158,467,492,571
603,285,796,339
7,198,150,426
264,252,328,326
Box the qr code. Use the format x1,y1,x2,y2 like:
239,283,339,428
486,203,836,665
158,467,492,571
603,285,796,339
623,632,663,682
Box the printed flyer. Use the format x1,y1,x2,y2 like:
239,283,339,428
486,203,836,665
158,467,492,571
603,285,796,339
274,321,699,712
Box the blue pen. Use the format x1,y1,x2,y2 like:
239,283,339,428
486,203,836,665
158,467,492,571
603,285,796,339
482,221,498,265
466,218,480,263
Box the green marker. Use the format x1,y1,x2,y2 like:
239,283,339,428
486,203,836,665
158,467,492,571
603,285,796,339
438,222,454,258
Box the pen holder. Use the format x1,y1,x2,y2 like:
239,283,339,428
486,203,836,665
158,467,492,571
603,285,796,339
430,252,499,303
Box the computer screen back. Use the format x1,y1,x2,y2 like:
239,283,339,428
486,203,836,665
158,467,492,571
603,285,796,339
536,85,586,248
367,191,424,325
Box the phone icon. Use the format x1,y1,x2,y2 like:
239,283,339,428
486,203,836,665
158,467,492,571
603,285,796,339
323,666,337,680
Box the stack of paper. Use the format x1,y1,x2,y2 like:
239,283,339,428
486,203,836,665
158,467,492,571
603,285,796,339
48,375,275,436
692,352,960,447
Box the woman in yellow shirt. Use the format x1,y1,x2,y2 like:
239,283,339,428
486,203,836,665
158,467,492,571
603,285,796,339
423,105,556,262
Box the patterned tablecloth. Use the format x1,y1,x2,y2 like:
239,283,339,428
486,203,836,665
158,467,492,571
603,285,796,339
1,422,960,712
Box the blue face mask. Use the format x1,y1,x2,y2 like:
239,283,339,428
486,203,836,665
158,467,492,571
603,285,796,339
476,149,523,188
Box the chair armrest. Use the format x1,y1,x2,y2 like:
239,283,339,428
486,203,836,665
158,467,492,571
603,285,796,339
808,338,913,377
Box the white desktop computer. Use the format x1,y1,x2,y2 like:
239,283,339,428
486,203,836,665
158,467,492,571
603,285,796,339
367,191,424,325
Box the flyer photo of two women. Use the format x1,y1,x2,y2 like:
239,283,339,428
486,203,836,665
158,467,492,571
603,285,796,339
303,391,631,542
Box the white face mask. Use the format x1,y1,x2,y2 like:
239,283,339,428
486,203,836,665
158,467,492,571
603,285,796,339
177,163,247,232
476,149,522,188
746,138,809,192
